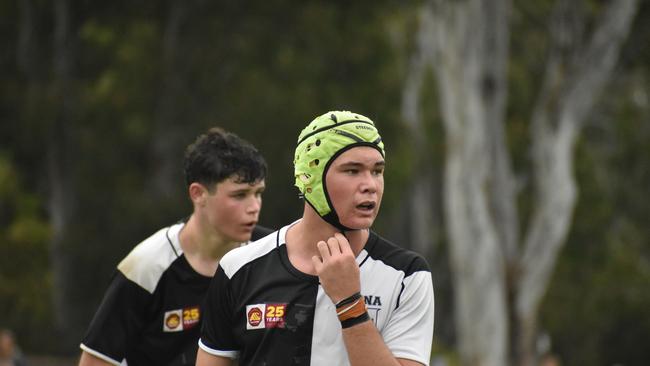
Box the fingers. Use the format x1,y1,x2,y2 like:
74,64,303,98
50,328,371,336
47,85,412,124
317,240,331,259
333,232,353,255
312,233,361,304
327,236,342,255
319,233,353,258
316,233,354,268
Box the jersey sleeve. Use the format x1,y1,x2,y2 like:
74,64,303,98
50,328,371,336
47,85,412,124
198,265,239,359
80,271,151,365
381,269,435,366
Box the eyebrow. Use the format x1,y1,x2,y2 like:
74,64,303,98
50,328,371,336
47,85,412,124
230,184,266,192
338,160,386,168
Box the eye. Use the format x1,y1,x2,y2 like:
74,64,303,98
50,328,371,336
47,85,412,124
232,192,247,199
372,167,384,176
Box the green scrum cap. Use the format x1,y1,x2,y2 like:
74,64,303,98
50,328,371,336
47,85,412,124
294,110,385,231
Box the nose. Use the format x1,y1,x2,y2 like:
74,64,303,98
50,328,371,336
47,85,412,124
246,196,262,215
360,171,377,194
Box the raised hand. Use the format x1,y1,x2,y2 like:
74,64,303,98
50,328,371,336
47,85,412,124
311,232,361,303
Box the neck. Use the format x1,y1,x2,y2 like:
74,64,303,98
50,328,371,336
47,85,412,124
179,214,237,276
285,205,369,275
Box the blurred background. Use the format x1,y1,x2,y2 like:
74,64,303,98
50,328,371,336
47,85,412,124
1,0,649,365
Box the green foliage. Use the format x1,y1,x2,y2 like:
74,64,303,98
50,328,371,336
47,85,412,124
541,48,650,364
0,153,53,348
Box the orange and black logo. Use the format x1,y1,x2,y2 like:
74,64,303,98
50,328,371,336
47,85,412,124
246,303,287,330
165,312,181,331
248,306,263,327
163,306,200,332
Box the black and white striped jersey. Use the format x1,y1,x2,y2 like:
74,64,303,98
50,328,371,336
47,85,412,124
199,222,434,366
80,221,272,366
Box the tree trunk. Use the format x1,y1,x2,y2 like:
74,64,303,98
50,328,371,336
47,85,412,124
17,0,36,77
428,1,511,365
49,0,78,350
411,0,639,365
150,0,192,200
515,1,639,365
401,8,439,260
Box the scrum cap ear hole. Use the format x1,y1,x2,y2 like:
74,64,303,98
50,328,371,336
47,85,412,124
309,159,319,168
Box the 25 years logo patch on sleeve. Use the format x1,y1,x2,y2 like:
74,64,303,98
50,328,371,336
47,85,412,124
246,303,287,330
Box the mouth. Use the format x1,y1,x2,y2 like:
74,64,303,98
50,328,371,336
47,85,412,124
356,201,376,212
243,221,257,230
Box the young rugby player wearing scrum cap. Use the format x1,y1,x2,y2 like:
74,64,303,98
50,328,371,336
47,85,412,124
197,111,434,366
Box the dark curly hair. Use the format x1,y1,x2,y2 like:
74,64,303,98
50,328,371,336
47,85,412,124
183,127,267,190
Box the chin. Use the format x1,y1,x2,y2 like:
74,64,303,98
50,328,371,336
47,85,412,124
342,218,375,230
239,234,253,243
227,232,252,243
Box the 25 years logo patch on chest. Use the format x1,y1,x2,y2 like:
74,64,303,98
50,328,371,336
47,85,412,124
246,303,287,330
163,306,200,332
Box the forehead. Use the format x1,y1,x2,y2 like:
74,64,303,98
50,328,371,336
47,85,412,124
216,176,266,190
331,146,384,166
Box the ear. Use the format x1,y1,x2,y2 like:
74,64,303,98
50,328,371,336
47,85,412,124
188,182,208,206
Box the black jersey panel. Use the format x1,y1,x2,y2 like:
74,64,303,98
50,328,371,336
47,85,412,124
201,239,320,366
82,223,212,366
201,265,237,351
81,271,151,364
229,247,319,366
125,256,211,365
364,232,430,276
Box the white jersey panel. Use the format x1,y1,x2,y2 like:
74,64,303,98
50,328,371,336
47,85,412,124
382,270,434,364
117,222,184,294
360,253,434,365
218,228,282,279
310,286,350,366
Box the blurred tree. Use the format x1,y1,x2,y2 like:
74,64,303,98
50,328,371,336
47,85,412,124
541,6,650,362
0,153,52,350
149,0,200,204
48,0,78,348
405,0,639,365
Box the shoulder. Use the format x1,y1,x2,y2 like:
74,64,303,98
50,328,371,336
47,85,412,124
363,231,430,276
219,230,279,279
117,223,183,293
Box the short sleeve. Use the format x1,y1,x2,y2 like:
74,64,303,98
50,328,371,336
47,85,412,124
80,271,150,365
198,265,239,359
381,270,434,365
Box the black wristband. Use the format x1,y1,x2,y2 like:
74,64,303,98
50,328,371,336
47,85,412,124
335,292,362,309
340,311,370,329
